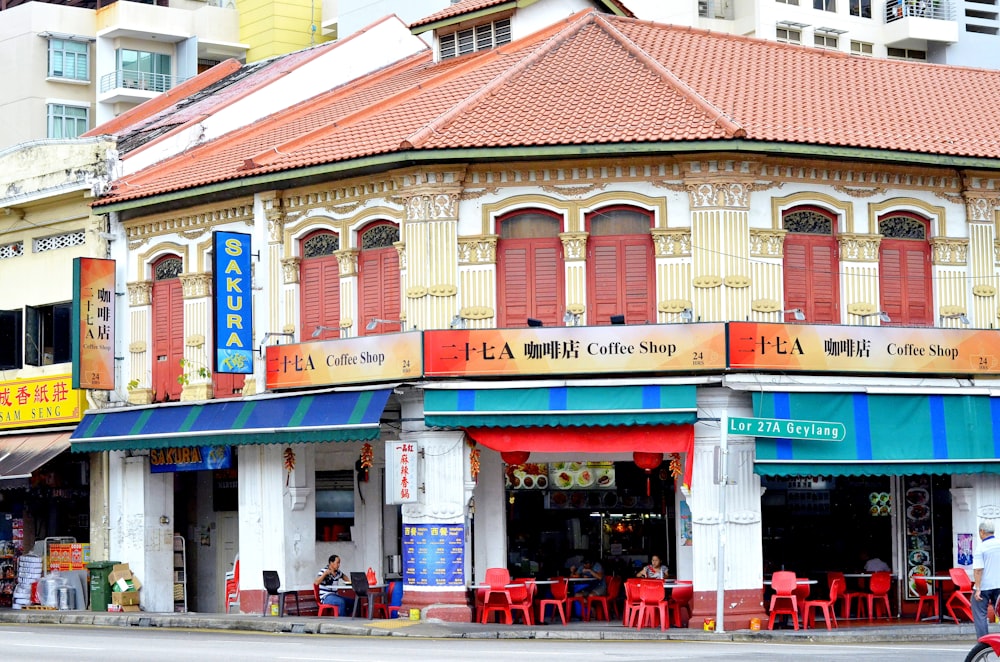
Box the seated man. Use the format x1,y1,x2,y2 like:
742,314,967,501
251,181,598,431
314,554,353,615
571,559,606,597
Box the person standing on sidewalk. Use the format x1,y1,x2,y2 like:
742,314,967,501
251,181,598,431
973,520,1000,638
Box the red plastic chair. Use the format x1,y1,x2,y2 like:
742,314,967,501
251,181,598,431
623,578,643,627
587,575,620,622
827,571,862,620
866,571,893,622
474,586,488,622
767,571,800,630
947,567,974,623
635,579,669,630
508,580,534,625
913,575,938,622
481,568,514,624
803,578,842,630
668,581,693,628
538,577,570,625
313,584,339,617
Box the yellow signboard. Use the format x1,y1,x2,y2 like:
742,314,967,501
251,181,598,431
0,374,86,429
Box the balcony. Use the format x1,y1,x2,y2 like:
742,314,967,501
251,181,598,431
698,0,734,20
883,0,959,47
98,69,178,105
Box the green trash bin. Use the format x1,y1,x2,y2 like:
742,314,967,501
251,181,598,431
87,561,119,612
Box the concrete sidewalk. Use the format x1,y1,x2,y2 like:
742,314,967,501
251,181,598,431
0,609,980,644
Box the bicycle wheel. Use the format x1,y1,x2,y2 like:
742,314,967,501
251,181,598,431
967,642,1000,662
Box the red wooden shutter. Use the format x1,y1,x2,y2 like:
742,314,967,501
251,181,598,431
300,255,340,339
880,240,931,326
497,239,561,327
783,234,839,324
152,278,183,402
359,247,400,336
588,236,653,325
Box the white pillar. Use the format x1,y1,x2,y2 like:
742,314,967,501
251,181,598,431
108,452,173,612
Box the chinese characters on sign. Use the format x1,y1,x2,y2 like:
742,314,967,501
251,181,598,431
386,441,418,504
728,322,993,375
72,257,116,390
401,523,464,587
424,324,727,377
266,332,422,389
0,374,86,429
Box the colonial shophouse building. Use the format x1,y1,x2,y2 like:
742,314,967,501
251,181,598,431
65,0,1000,627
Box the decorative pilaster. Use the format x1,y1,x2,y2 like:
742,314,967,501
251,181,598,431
685,173,754,322
126,281,152,403
398,171,463,331
457,236,497,326
962,192,999,328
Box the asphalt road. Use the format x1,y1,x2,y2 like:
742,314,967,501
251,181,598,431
0,623,984,661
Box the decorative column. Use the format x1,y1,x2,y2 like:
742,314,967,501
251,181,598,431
962,191,1000,329
456,236,497,329
685,168,755,321
685,386,767,630
653,227,694,322
839,233,883,323
179,272,213,401
560,231,588,322
397,389,476,621
126,280,153,404
108,452,174,611
397,168,464,331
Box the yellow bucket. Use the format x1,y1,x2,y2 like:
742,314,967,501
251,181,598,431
749,617,761,631
703,617,715,631
409,608,420,621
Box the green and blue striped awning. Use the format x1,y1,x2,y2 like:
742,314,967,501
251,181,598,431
70,390,391,452
752,391,1000,476
424,384,696,428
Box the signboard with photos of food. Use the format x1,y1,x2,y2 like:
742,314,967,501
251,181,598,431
550,462,615,490
904,476,933,599
505,463,550,490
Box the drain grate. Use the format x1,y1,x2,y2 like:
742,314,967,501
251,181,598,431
290,623,306,634
136,617,153,628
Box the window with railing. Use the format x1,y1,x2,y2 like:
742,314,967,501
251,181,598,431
47,104,88,139
885,0,954,22
115,48,172,92
48,39,89,81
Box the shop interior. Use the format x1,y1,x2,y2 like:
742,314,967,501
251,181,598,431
504,460,677,580
760,473,952,606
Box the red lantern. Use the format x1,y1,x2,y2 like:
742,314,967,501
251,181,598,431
501,450,530,465
633,452,664,496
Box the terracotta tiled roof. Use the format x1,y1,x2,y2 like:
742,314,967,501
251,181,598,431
411,0,633,29
97,10,1000,207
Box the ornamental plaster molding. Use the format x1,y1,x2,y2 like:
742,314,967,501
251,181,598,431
263,196,285,243
687,181,752,209
457,236,497,264
929,237,969,266
335,249,358,275
652,228,691,258
127,280,152,306
123,200,254,249
559,232,588,261
540,183,605,196
966,196,995,222
405,192,459,221
281,257,301,284
128,341,146,353
749,229,785,257
394,241,407,270
180,273,212,299
185,334,205,348
831,185,886,198
838,233,880,262
460,306,494,320
282,179,398,216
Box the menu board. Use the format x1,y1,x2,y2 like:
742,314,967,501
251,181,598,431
504,461,616,490
903,476,933,599
402,523,464,587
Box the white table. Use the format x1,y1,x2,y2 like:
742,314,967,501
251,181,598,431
922,575,958,623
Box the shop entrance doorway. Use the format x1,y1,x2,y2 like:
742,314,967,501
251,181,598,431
505,459,676,579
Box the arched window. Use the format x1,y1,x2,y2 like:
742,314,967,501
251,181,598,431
878,212,931,326
151,255,183,402
496,210,564,328
782,206,840,324
358,222,401,336
586,206,654,325
300,230,341,340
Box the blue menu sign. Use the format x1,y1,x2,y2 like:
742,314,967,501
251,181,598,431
402,523,464,586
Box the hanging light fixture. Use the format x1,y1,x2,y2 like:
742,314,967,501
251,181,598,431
500,450,530,465
633,451,664,496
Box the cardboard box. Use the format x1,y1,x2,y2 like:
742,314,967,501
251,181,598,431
112,591,140,607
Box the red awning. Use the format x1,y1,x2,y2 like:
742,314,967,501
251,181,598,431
466,424,695,490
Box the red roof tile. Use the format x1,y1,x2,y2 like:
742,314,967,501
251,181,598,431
97,10,1000,207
